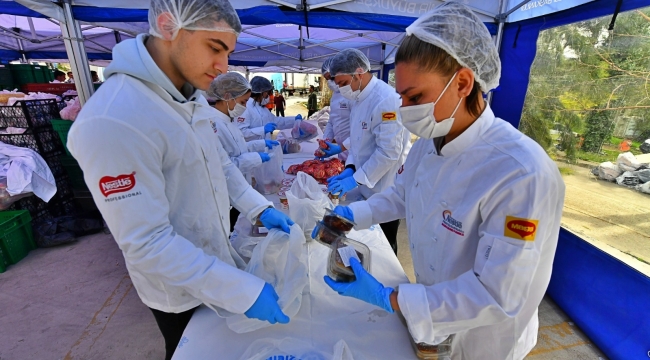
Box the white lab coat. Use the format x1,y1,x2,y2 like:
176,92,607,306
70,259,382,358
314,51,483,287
341,76,411,199
68,34,272,315
237,98,296,141
349,105,565,360
210,109,266,185
323,91,352,162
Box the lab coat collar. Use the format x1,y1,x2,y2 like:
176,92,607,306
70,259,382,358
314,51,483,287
440,104,495,157
357,76,378,103
213,106,232,123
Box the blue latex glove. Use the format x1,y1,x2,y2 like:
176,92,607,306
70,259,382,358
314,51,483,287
264,123,278,134
295,114,303,120
327,167,355,183
265,140,280,149
333,205,354,222
328,176,358,196
244,283,290,324
324,258,394,313
321,142,342,157
259,208,295,233
259,152,271,163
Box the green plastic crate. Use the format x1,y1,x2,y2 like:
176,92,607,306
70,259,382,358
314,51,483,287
0,65,14,89
60,155,87,191
32,65,47,83
51,119,73,156
0,210,35,273
9,64,35,86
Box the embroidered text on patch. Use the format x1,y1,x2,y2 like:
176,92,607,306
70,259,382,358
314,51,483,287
504,216,538,241
441,210,464,236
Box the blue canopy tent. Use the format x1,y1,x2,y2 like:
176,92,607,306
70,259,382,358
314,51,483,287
3,1,650,358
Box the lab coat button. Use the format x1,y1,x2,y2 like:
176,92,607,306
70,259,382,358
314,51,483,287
411,243,415,250
441,201,447,207
428,150,433,155
429,265,435,271
433,237,438,242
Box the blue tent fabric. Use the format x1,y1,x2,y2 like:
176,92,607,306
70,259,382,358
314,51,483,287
491,0,650,128
548,228,650,360
0,2,47,18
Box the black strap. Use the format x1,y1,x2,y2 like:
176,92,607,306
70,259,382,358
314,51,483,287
608,0,624,31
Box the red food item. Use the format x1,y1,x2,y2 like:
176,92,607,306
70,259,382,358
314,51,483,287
325,167,338,177
318,139,329,150
314,168,326,179
314,149,326,158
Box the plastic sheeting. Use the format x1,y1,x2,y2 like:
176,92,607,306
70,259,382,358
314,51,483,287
547,228,650,360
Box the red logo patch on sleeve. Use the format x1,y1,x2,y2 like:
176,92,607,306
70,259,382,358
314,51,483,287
99,172,136,197
237,117,245,123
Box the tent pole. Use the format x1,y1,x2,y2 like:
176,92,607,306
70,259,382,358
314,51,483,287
488,0,509,105
59,0,94,105
14,30,28,63
245,67,250,80
380,43,386,81
299,26,304,62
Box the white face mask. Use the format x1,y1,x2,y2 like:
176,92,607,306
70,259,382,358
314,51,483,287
260,96,270,106
339,75,362,101
399,72,463,139
227,100,246,119
327,80,338,92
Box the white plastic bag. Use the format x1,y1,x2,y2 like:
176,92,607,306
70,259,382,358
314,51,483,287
617,152,642,172
637,181,650,194
60,97,81,121
252,145,283,194
230,215,263,264
239,338,355,360
597,161,621,182
291,120,319,142
226,225,308,333
616,171,639,187
287,172,333,234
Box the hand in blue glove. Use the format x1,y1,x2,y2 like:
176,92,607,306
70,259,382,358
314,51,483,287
259,152,271,163
333,205,354,222
259,208,295,233
324,258,394,313
328,176,358,196
295,114,303,120
244,283,290,324
265,140,280,149
264,123,278,134
321,142,342,157
327,167,355,184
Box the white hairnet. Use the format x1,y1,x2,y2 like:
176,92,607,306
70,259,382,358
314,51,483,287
321,56,334,75
208,72,250,101
250,76,273,94
149,0,242,40
329,49,371,77
405,1,500,92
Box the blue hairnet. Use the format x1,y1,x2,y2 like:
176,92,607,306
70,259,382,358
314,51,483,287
250,76,273,94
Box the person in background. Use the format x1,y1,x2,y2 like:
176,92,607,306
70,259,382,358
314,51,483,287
238,76,302,141
317,48,411,254
91,70,101,83
67,2,294,359
52,70,66,83
66,71,74,83
266,90,275,112
307,85,318,118
274,90,286,117
320,3,565,359
282,80,288,95
208,72,280,231
321,56,353,162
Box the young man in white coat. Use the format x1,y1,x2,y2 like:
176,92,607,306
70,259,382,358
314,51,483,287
67,2,294,359
237,76,303,141
321,56,353,162
319,3,565,359
318,48,411,254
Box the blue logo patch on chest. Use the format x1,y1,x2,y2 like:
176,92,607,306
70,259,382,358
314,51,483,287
441,210,464,236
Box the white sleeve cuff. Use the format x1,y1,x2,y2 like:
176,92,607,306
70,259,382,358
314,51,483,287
248,140,267,152
353,169,374,188
342,137,351,151
348,201,373,230
398,283,446,345
252,126,266,137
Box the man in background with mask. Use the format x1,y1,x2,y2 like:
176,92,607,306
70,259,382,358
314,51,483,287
67,1,294,359
317,48,411,254
321,56,353,162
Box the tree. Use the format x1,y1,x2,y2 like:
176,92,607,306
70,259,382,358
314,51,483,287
582,110,614,152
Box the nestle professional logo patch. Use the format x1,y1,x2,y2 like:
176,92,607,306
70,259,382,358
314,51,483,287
441,210,464,236
504,216,538,241
99,172,136,197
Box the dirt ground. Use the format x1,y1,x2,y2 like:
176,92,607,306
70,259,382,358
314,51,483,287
556,162,650,263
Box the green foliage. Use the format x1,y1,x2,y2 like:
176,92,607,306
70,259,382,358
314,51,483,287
583,111,614,152
520,7,650,150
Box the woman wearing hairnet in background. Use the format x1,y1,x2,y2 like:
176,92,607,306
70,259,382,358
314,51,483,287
322,2,565,359
237,76,303,141
208,72,281,230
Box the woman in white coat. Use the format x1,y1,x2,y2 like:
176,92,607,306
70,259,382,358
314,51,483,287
237,76,303,141
321,56,353,162
207,72,280,230
319,3,565,360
